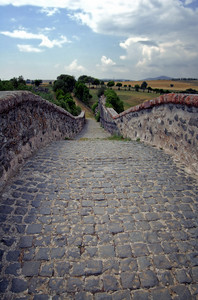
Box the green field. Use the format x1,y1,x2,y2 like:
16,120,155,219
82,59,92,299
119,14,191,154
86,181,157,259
89,88,161,110
44,79,198,114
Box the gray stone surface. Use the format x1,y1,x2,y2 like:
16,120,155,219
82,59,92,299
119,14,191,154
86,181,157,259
0,117,198,299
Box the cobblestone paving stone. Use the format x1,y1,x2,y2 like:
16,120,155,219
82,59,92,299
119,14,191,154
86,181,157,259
0,119,198,299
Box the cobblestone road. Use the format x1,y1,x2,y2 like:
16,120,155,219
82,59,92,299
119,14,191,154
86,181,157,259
0,119,198,299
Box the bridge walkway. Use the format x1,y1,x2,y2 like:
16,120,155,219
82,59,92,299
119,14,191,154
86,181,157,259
0,118,198,299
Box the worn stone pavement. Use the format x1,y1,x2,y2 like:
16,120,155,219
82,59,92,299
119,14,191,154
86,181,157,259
0,118,198,300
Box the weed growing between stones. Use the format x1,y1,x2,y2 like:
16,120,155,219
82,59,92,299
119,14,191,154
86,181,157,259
107,135,131,141
95,112,100,122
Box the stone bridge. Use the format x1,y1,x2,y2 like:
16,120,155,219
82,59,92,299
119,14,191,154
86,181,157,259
0,91,198,299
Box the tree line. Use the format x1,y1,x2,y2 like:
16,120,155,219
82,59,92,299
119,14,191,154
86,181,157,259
5,74,197,117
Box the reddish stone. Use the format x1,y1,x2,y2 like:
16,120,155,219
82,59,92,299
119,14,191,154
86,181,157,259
185,95,192,106
143,101,151,109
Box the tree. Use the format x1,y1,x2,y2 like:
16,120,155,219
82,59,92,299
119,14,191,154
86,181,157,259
10,76,26,89
107,81,115,88
134,84,140,92
74,82,92,105
116,82,122,90
0,80,13,91
18,75,26,86
147,86,152,93
141,81,148,91
104,89,124,113
154,88,160,94
93,78,100,88
159,89,165,94
34,79,42,87
78,75,89,83
78,75,96,88
53,74,76,94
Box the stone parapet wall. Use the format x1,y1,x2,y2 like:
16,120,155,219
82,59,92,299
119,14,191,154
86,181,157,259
0,91,85,188
99,93,198,175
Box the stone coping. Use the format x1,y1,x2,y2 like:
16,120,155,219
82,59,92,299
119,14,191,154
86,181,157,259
0,90,85,119
105,93,198,119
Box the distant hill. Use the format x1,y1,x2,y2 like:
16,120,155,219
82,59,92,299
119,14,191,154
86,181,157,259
141,76,172,81
101,78,132,82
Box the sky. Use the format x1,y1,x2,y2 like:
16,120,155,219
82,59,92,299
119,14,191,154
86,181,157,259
0,0,198,80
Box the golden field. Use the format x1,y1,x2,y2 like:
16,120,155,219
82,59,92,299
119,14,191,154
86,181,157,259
121,80,198,91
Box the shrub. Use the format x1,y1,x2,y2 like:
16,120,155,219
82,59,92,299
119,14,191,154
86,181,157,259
104,89,124,113
95,111,100,122
74,82,92,105
92,101,98,113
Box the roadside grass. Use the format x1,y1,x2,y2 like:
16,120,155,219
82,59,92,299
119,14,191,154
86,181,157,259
89,89,99,107
73,96,94,118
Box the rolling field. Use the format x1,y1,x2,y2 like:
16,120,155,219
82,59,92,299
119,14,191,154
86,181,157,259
99,79,198,110
122,79,198,91
115,90,161,110
43,79,198,114
89,88,161,110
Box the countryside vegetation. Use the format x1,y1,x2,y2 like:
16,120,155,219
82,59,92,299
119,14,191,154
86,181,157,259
1,75,198,118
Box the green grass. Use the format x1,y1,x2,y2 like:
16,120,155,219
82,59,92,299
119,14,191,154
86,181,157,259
106,134,131,141
89,88,99,106
117,90,161,110
89,88,160,111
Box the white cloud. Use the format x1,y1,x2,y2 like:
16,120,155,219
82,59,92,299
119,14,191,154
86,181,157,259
1,1,197,37
40,7,59,16
119,35,198,78
42,27,56,32
17,44,44,52
101,56,116,67
39,35,69,48
0,0,198,78
64,59,86,74
96,55,128,77
0,29,70,48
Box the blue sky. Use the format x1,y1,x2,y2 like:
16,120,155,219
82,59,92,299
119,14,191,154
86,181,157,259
0,0,198,80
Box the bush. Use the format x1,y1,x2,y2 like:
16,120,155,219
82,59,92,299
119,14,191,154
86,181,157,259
55,92,81,116
104,89,124,113
92,101,98,113
95,112,100,122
